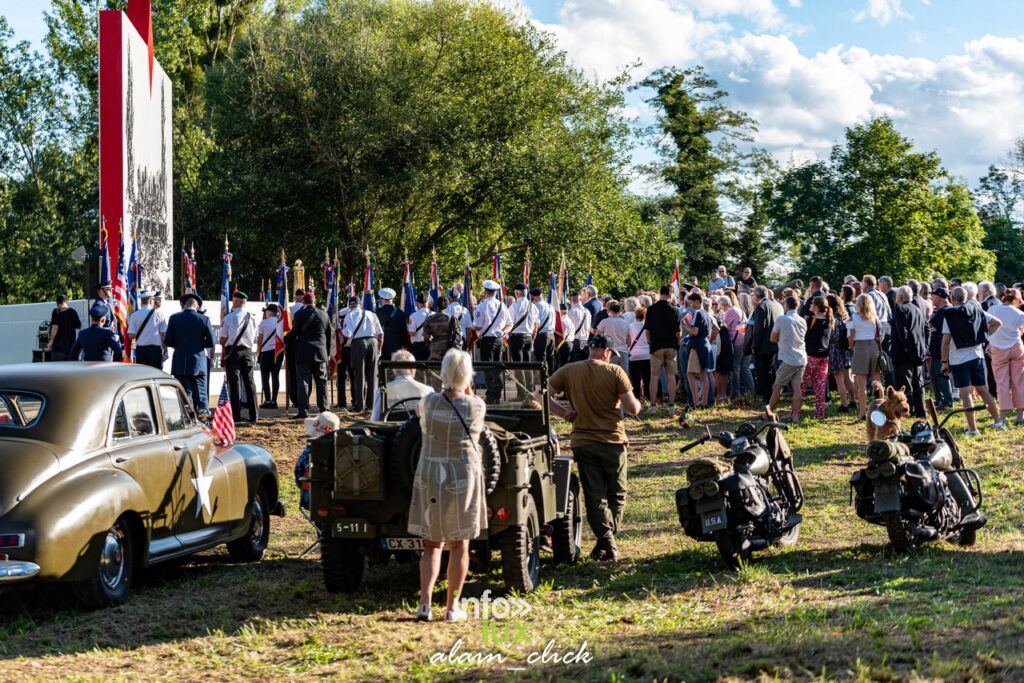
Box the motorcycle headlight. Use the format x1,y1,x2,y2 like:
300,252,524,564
879,461,897,478
689,483,705,501
865,464,880,479
702,480,720,497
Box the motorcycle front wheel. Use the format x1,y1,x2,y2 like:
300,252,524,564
715,532,753,570
775,523,801,547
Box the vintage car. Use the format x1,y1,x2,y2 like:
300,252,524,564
0,363,284,608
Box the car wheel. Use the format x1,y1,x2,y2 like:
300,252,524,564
551,474,581,565
227,483,271,562
322,538,365,594
72,518,134,609
500,495,541,593
389,416,422,497
480,427,502,495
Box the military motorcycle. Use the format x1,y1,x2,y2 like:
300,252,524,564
850,401,986,552
675,420,804,568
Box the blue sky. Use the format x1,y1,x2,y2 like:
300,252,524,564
7,0,1024,186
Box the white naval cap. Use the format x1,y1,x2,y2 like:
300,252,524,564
482,279,501,292
378,287,396,300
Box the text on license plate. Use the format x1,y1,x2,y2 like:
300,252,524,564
385,538,425,550
702,512,727,532
334,520,370,535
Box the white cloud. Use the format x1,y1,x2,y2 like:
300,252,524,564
528,1,1024,185
788,0,802,7
853,0,912,26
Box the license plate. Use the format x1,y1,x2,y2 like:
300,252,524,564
384,537,425,550
874,479,901,514
333,520,372,537
702,511,728,533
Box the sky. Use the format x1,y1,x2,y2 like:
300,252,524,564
5,0,1024,188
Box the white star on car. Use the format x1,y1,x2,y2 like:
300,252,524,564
192,457,214,518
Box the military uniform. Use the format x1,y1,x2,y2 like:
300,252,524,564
220,294,259,422
164,295,215,413
342,299,383,412
68,303,123,362
376,289,408,361
507,287,538,363
407,303,430,361
473,282,511,403
531,290,556,377
128,293,166,369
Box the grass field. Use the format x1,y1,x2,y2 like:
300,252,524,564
3,402,1024,682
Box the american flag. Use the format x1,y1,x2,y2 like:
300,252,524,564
211,384,235,446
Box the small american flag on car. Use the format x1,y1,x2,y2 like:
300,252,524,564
211,384,235,446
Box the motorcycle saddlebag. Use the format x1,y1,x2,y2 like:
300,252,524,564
675,487,704,538
726,471,768,522
849,469,875,519
903,460,941,511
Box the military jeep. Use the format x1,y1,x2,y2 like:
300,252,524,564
306,360,580,594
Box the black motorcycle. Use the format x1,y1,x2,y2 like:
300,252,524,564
850,401,986,552
675,420,804,568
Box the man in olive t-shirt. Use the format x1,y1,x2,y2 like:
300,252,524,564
545,334,641,561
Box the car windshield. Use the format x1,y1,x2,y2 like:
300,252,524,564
0,391,46,428
379,361,547,414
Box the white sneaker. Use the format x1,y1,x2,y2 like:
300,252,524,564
642,405,659,417
444,607,467,622
991,421,1008,431
964,429,981,437
415,604,432,622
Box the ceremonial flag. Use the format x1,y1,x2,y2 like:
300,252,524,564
180,242,190,295
522,250,530,288
126,232,140,312
492,252,506,300
220,237,232,325
211,384,235,446
100,221,112,290
429,252,440,310
274,255,291,361
401,259,417,317
112,228,131,360
265,279,272,304
463,257,476,350
549,270,566,350
362,263,376,313
585,271,593,288
670,259,681,304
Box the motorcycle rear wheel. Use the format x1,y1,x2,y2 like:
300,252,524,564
715,532,753,570
883,513,915,553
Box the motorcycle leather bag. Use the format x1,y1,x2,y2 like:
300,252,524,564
903,460,941,511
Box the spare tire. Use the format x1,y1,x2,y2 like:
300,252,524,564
388,416,502,497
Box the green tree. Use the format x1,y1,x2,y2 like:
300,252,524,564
637,66,758,278
768,117,995,284
975,139,1024,284
199,0,664,292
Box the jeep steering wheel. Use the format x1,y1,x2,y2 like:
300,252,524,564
382,396,423,422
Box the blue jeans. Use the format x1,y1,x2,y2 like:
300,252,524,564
731,343,755,398
930,360,953,408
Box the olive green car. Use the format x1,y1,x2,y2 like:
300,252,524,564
0,363,283,608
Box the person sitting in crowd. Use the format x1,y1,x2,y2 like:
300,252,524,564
370,349,433,420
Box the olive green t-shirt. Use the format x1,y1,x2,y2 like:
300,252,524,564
549,359,632,447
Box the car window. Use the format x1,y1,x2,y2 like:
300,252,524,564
158,385,194,432
0,391,45,428
113,387,158,440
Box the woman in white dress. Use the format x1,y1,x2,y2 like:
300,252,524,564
408,350,487,622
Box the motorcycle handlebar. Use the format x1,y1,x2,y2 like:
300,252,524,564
679,435,710,454
938,405,987,430
756,422,788,434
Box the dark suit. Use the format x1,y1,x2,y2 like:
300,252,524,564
165,309,215,413
744,299,779,402
68,325,123,362
286,305,330,414
376,304,408,360
891,301,928,418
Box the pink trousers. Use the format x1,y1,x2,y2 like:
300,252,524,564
991,343,1024,411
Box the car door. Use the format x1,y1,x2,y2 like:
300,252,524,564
109,383,182,560
159,383,241,548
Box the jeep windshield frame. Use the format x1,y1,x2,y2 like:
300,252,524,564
377,361,549,425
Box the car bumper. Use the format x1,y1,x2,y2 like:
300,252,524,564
0,560,40,583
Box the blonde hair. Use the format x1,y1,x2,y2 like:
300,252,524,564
440,349,474,391
855,293,877,323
